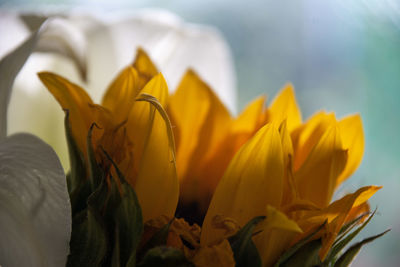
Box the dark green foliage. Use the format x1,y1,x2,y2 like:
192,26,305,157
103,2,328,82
333,230,390,267
274,211,389,267
274,222,326,267
228,216,265,267
279,239,322,267
65,114,144,267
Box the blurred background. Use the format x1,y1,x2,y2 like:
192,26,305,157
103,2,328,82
1,0,400,265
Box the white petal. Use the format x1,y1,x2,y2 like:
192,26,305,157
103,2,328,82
0,133,71,267
0,12,30,60
0,24,39,139
86,10,237,112
35,17,88,80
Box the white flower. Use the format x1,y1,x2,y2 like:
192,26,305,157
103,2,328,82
2,9,236,169
0,21,71,267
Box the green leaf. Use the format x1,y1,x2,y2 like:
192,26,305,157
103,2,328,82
274,221,326,267
228,216,265,267
102,148,144,267
325,210,376,263
279,239,322,267
137,246,194,267
334,229,390,267
66,209,108,266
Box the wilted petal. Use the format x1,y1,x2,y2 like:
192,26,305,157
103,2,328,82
0,133,71,267
201,124,284,245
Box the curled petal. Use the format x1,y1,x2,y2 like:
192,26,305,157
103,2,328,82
134,93,179,222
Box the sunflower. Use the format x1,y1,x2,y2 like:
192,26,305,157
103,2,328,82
39,49,385,267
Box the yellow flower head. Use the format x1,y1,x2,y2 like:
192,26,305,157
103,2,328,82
39,48,383,267
38,50,178,222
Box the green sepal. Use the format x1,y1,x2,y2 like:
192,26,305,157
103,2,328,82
102,149,144,267
64,110,92,215
228,216,265,267
274,221,326,267
137,246,194,267
324,210,376,264
66,179,109,267
279,239,322,267
336,212,369,239
64,109,86,192
333,229,390,267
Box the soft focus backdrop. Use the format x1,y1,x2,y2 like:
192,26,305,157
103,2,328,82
1,0,400,266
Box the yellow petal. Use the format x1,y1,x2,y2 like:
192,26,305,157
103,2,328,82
336,114,364,186
134,94,179,222
268,84,302,132
279,121,298,206
192,239,235,267
38,71,94,155
133,48,159,89
101,66,140,122
295,125,348,207
231,96,266,134
169,70,230,181
291,111,336,170
193,96,267,207
254,206,302,266
201,123,284,246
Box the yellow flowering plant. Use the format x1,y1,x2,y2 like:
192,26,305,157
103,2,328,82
39,49,388,267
